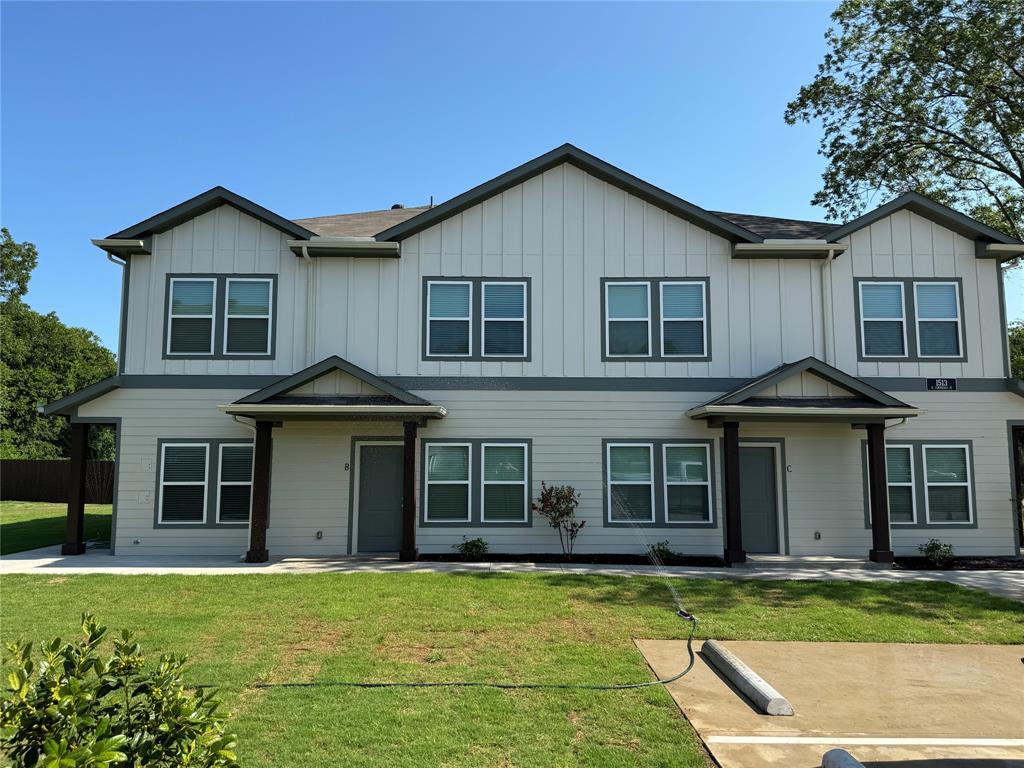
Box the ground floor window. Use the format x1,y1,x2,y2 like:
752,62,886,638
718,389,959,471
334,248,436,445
924,445,973,523
605,439,716,526
421,440,532,525
217,444,254,523
481,443,528,522
424,443,472,522
159,444,209,523
885,445,916,524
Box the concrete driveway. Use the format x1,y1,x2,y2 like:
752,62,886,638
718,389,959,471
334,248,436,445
638,639,1024,768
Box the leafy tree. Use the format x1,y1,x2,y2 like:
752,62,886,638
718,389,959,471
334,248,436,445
785,0,1024,245
0,228,38,302
1010,318,1024,378
0,231,117,459
1,615,239,768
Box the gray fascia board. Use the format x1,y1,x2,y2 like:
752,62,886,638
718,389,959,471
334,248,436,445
704,356,911,409
43,376,122,416
375,143,763,244
234,355,431,406
108,186,317,241
826,192,1020,246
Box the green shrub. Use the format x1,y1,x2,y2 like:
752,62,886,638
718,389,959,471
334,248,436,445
918,538,955,568
1,614,239,768
646,540,682,565
453,536,489,560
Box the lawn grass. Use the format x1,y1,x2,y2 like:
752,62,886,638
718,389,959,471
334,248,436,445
1,573,1022,767
0,501,111,555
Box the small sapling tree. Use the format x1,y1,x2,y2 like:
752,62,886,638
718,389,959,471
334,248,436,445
532,482,584,560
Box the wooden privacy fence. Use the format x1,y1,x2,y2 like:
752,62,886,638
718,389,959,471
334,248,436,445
0,460,114,504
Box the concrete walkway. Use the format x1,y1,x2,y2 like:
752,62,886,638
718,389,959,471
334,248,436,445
3,546,1022,601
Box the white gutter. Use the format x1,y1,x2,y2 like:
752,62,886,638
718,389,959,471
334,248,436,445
218,404,447,417
983,243,1024,259
286,238,400,257
686,404,922,418
732,241,848,258
91,238,151,257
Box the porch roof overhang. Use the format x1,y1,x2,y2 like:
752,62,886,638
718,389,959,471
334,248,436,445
218,402,447,421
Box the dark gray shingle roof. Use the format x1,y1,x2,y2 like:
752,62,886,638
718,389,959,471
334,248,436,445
710,211,837,240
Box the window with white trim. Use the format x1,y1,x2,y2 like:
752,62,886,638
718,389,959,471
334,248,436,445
225,278,273,355
426,282,472,356
481,443,528,522
606,283,651,357
859,282,906,357
914,282,961,357
607,443,655,522
661,282,707,357
424,443,471,521
217,444,254,523
159,444,208,523
884,445,915,524
167,279,216,355
924,445,972,523
663,444,712,523
482,282,527,357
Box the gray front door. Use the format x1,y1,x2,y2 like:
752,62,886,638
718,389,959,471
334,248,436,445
357,444,404,553
739,446,779,554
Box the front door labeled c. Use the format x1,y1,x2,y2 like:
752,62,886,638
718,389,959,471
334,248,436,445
739,446,779,554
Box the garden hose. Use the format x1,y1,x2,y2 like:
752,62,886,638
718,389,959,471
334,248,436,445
251,608,699,692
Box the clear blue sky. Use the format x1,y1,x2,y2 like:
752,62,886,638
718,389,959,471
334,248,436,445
2,1,1020,351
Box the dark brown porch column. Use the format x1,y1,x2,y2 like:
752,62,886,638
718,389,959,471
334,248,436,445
245,421,273,563
866,422,894,563
61,422,89,555
722,421,745,565
399,420,418,562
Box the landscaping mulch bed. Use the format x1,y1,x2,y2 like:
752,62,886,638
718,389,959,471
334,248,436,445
894,556,1024,571
418,552,727,567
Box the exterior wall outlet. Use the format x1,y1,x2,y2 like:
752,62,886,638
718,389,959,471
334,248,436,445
814,531,822,540
133,539,141,545
316,530,324,540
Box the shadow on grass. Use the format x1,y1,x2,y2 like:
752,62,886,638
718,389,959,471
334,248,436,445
440,570,1024,629
0,512,111,555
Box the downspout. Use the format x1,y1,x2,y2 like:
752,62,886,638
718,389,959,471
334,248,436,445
303,246,317,366
819,248,838,366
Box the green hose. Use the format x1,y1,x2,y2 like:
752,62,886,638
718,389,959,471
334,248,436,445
252,608,699,692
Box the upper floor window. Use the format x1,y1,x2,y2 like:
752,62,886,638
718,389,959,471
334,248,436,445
856,278,965,362
423,278,530,361
603,278,710,361
859,282,906,358
914,282,962,358
164,274,276,360
168,279,216,355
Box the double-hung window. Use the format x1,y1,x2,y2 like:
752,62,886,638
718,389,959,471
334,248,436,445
914,282,961,358
884,445,915,524
606,283,651,357
158,444,209,523
481,443,528,522
217,444,254,523
167,279,216,355
424,443,472,521
482,282,527,357
859,282,906,357
427,282,472,356
663,444,712,523
924,445,972,523
607,444,655,522
225,278,273,355
661,282,707,357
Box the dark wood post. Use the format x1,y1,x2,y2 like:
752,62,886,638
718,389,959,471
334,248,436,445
399,420,418,561
245,421,273,563
866,422,894,563
61,422,89,555
722,421,745,565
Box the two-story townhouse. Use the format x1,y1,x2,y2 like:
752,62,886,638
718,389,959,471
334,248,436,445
47,144,1024,564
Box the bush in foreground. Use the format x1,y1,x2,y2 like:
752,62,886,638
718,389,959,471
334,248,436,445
1,615,238,767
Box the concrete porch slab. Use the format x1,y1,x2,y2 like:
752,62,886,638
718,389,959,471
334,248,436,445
636,639,1024,768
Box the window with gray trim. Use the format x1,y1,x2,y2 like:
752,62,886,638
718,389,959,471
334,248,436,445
862,440,975,527
155,438,253,528
158,443,209,523
422,278,530,361
421,439,533,526
164,274,277,360
217,444,254,523
602,278,710,361
854,277,966,362
603,438,717,527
